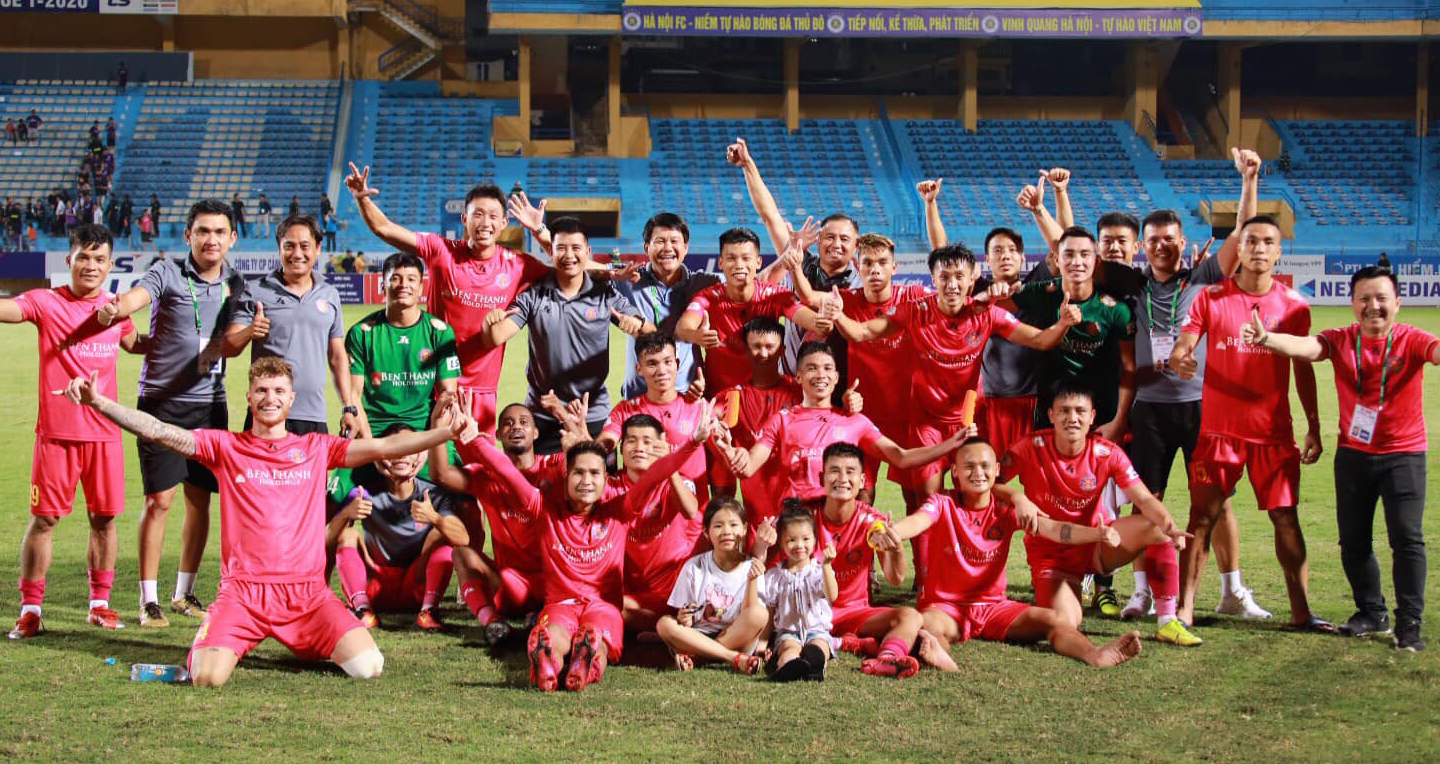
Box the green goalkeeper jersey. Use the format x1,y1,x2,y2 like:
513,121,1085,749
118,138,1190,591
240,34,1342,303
345,309,459,432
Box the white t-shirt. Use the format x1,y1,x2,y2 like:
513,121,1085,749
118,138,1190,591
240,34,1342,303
762,561,833,636
667,551,758,636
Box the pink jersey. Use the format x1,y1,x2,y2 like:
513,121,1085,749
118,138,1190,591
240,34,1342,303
602,394,708,481
1318,323,1437,454
16,286,135,442
454,440,564,574
756,406,884,500
719,377,802,525
1181,279,1311,444
191,430,350,584
611,471,702,599
520,451,567,492
1000,430,1140,566
416,234,549,392
916,492,1019,607
840,285,927,423
890,296,1019,422
684,282,801,390
812,499,889,611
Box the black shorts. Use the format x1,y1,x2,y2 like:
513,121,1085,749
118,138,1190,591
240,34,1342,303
241,412,329,436
1126,399,1202,496
137,397,228,495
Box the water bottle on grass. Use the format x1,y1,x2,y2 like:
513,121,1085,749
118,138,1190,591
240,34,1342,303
130,664,189,683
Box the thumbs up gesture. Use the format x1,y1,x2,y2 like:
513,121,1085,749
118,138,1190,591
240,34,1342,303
1016,173,1046,212
697,311,721,348
611,307,644,337
1240,305,1268,347
96,294,120,326
410,488,439,526
1057,290,1082,328
1170,341,1198,380
251,302,271,340
683,366,706,402
841,377,864,415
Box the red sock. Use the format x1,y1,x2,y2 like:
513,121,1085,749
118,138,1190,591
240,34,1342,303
460,580,497,624
336,546,370,610
1144,542,1179,617
879,637,910,658
87,568,115,603
422,546,454,610
18,577,45,606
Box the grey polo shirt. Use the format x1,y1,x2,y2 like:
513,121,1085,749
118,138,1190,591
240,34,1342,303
979,260,1052,398
330,467,457,568
137,255,247,403
507,272,645,423
1134,255,1225,403
232,269,344,423
614,263,720,399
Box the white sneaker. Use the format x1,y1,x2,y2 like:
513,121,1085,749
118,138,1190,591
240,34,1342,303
1215,587,1273,619
1081,574,1095,600
1120,589,1154,621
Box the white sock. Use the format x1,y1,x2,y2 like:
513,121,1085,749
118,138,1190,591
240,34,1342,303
1157,614,1176,627
1220,570,1243,597
139,579,158,606
1132,571,1149,594
174,572,196,600
89,599,109,610
20,604,41,617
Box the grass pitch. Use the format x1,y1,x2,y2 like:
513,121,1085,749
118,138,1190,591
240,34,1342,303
0,304,1436,763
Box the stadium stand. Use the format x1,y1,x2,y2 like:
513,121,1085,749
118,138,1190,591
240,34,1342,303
1275,120,1416,227
0,80,121,213
114,80,340,241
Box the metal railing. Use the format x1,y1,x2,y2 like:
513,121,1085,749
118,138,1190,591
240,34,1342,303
378,39,425,74
382,0,463,41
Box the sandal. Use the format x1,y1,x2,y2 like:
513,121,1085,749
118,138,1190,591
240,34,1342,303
672,652,694,671
1282,616,1338,634
730,652,762,675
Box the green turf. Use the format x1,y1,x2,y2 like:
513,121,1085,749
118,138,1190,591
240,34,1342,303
0,304,1437,764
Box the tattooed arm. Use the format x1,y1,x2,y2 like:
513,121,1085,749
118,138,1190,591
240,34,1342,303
61,371,197,456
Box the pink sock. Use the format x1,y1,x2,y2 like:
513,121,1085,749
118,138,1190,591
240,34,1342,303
879,637,910,658
422,546,454,610
18,578,45,606
909,533,929,589
460,580,497,623
336,546,371,609
87,568,115,603
1144,543,1179,618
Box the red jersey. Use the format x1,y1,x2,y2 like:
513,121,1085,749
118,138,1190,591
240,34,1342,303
839,284,928,426
191,430,351,584
1317,323,1437,454
756,406,884,501
416,234,549,392
890,296,1019,423
457,444,597,575
611,471,703,599
16,286,135,442
684,282,801,390
1000,430,1140,568
1181,279,1311,444
601,394,708,481
719,377,802,527
916,491,1019,607
812,499,890,611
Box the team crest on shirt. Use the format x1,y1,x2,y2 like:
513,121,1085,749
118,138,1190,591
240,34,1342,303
287,448,306,464
585,308,598,320
371,372,383,387
967,330,983,347
317,300,330,313
884,306,897,316
1080,476,1097,491
985,526,1004,541
1094,444,1111,457
1100,295,1116,307
496,273,510,289
418,348,433,363
590,522,610,542
1032,435,1044,447
1207,284,1223,294
234,474,247,484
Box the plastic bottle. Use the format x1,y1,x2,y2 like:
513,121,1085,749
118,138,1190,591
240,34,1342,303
130,663,190,683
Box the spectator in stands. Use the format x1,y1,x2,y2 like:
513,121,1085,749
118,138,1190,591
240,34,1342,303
64,202,78,234
15,119,28,144
138,209,154,251
105,118,117,148
121,195,135,247
5,199,23,251
26,198,42,230
320,193,333,219
89,121,101,144
25,110,40,144
116,61,128,94
323,213,338,253
105,197,121,234
256,193,273,239
231,194,247,239
5,119,15,145
354,251,368,273
149,194,161,231
1377,252,1392,270
104,150,115,177
91,202,104,228
51,197,65,236
1277,151,1292,174
289,195,301,216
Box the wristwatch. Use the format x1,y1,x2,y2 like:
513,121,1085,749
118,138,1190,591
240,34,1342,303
342,406,359,416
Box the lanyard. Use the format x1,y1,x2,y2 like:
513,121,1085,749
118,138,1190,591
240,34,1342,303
183,273,205,333
1141,277,1186,333
1355,328,1395,408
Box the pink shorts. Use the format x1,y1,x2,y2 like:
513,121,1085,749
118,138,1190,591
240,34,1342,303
30,436,124,517
538,599,624,660
462,387,499,434
1190,434,1300,511
979,395,1036,462
496,566,544,614
909,418,967,486
188,580,362,665
367,546,453,612
923,599,1029,643
871,417,913,489
832,605,894,636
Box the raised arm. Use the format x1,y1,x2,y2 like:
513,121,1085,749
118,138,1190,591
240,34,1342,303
1045,168,1074,229
917,179,947,250
675,304,721,348
345,162,419,254
1214,148,1261,276
727,138,790,257
66,373,195,456
95,284,152,327
507,191,553,258
1016,176,1064,255
869,425,970,470
1239,306,1326,362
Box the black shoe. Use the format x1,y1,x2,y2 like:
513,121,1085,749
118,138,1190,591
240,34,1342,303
771,657,811,683
1337,611,1391,638
1394,622,1425,652
800,643,828,682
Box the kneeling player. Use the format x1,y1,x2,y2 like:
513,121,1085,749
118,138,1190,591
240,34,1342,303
65,357,467,686
1000,385,1198,646
328,423,468,632
879,438,1142,667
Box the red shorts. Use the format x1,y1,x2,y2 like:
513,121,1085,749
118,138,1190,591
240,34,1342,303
1190,434,1300,511
624,589,670,615
832,604,894,636
538,599,624,660
496,566,544,614
909,418,966,486
980,395,1036,462
462,387,499,434
366,546,453,612
30,436,125,517
923,599,1029,644
871,417,913,489
188,579,361,665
